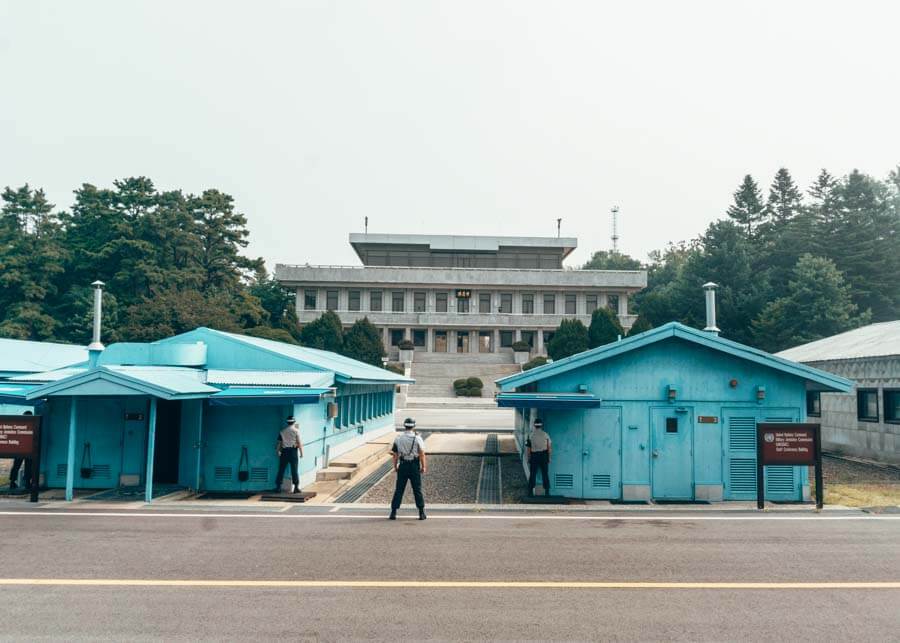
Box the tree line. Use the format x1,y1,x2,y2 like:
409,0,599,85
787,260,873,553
582,166,900,353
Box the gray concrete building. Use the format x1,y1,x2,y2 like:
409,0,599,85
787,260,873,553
777,321,900,465
275,233,647,358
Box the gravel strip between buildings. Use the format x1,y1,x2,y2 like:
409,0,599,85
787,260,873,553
360,455,482,504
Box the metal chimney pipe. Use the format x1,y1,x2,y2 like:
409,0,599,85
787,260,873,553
88,280,105,353
703,282,720,335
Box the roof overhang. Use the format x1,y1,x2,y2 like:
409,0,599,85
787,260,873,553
496,392,602,409
0,383,42,404
25,367,217,401
208,387,334,407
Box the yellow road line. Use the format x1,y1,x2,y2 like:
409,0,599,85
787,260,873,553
0,579,897,589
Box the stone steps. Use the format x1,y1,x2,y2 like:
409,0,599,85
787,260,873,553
411,352,516,364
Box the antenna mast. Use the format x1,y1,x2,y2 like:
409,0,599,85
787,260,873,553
610,206,620,253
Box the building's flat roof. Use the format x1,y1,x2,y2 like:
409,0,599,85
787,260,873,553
776,321,900,363
349,233,578,260
0,338,88,376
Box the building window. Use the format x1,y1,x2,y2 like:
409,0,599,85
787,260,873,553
607,294,619,313
392,291,404,312
586,294,598,313
806,391,821,417
458,298,470,313
436,292,448,313
521,330,534,348
543,330,554,347
390,328,405,346
666,417,679,433
884,390,900,424
857,389,879,422
499,293,512,314
413,291,426,312
304,290,317,310
413,329,426,348
521,293,534,314
370,290,382,311
499,330,514,348
326,289,339,311
348,290,361,312
479,293,491,313
543,294,555,315
565,293,576,315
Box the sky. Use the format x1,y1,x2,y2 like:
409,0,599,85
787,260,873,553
2,1,899,270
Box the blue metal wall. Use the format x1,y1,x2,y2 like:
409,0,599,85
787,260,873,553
520,338,808,501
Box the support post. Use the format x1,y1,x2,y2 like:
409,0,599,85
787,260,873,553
194,401,204,492
145,398,158,504
65,398,78,501
814,424,824,511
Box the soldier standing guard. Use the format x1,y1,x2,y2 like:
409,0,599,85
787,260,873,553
526,418,552,497
274,416,303,494
389,418,427,520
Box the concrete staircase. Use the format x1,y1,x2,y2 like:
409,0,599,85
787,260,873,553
407,352,521,399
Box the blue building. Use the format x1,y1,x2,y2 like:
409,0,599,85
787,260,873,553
5,328,409,501
496,323,852,502
0,338,88,415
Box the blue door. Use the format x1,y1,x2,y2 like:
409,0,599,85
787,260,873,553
581,408,621,499
545,410,583,497
651,407,694,500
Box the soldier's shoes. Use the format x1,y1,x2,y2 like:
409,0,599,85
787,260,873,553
389,511,397,520
292,486,301,493
8,482,17,490
418,510,427,520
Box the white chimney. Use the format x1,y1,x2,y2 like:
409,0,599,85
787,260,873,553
88,280,105,366
703,282,720,335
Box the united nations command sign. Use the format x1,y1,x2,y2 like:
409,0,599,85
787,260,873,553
0,415,42,502
756,423,823,510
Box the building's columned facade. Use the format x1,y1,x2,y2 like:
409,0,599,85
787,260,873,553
276,234,647,357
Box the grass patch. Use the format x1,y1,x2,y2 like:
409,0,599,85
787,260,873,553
824,483,900,508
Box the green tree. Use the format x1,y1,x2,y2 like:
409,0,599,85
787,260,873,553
299,310,344,353
243,326,300,344
342,317,385,366
546,318,588,360
588,307,624,348
765,168,803,226
249,273,301,339
627,315,653,336
582,250,642,270
0,185,65,339
726,175,766,237
752,254,869,352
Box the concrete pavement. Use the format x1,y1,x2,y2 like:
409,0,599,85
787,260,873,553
0,507,897,641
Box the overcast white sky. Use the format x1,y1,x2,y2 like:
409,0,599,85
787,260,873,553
2,1,898,270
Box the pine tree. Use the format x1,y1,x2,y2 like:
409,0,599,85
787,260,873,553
299,310,344,353
546,319,588,360
588,307,624,348
765,168,803,226
726,175,766,237
342,317,386,366
752,254,869,352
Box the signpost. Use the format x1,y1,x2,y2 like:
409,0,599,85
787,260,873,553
756,423,822,510
0,415,42,502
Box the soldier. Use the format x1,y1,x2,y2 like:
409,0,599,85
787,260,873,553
526,418,552,497
274,415,303,493
389,417,427,520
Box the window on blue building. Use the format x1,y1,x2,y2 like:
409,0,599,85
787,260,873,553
806,391,821,417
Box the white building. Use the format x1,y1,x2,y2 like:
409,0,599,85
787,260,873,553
275,233,647,358
777,321,900,465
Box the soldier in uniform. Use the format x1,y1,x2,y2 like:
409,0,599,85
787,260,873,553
389,417,427,520
274,416,304,493
526,418,552,497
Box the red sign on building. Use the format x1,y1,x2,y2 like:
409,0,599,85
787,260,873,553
0,416,39,457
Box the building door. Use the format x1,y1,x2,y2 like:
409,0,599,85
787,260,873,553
544,410,583,497
152,400,181,484
434,331,448,352
650,407,694,500
478,331,493,353
457,330,470,353
581,408,621,499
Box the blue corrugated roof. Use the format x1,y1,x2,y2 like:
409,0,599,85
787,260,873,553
0,338,87,376
496,322,853,393
198,329,412,384
27,366,218,401
205,370,335,387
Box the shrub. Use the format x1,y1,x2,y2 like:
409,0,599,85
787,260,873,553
453,378,468,390
588,307,624,348
522,356,549,371
398,339,415,350
466,377,483,389
385,362,405,375
627,315,653,336
511,341,531,352
464,387,482,397
547,318,589,360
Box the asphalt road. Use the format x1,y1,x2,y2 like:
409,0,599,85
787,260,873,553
0,508,898,641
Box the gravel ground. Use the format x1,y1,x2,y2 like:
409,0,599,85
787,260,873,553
500,455,529,503
821,454,900,484
360,455,482,504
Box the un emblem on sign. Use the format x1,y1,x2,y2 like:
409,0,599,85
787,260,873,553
764,432,775,443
